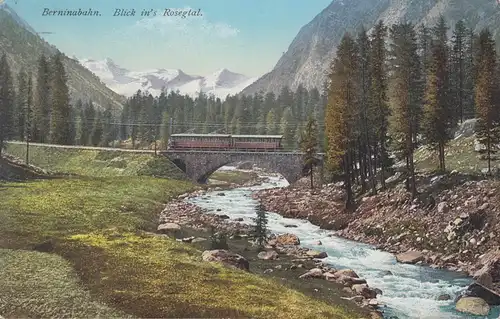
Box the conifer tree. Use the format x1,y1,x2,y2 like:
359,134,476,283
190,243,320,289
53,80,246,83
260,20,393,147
325,33,359,209
161,111,170,149
266,109,277,135
15,68,28,141
474,29,500,175
422,16,452,172
450,20,467,124
0,54,15,156
33,55,51,143
280,107,294,149
254,203,268,250
301,116,319,189
49,52,72,144
101,104,114,146
388,23,421,198
90,110,104,146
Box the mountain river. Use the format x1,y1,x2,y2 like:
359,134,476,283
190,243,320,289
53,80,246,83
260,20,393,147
187,168,499,319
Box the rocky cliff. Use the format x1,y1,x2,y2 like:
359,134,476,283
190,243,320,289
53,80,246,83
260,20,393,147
242,0,500,96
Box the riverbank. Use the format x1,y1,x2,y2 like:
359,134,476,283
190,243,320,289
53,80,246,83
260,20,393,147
163,187,387,318
252,172,500,314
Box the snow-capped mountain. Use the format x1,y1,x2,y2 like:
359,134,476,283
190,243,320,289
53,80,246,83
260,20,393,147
78,58,258,100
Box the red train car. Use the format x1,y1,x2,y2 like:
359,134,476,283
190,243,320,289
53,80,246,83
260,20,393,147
168,134,283,151
232,135,282,151
169,134,232,150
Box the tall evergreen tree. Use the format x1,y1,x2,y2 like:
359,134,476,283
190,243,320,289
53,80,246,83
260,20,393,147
325,33,359,210
254,203,268,250
101,104,114,146
369,21,390,192
0,54,15,156
33,55,51,143
161,111,170,149
450,20,468,124
15,68,28,141
474,29,500,175
421,16,452,172
90,110,104,146
279,107,294,149
388,22,421,198
49,52,72,144
301,116,319,189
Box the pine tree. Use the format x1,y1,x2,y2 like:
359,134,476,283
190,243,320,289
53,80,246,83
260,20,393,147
254,203,268,249
265,109,277,135
33,55,51,143
101,104,114,146
15,68,28,141
82,101,95,145
49,52,72,144
0,54,15,156
388,22,421,198
301,116,319,189
161,111,170,149
421,16,452,172
474,29,500,175
279,107,294,149
450,20,467,124
325,33,359,210
90,111,104,146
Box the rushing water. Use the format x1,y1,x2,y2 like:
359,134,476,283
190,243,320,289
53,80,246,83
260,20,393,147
188,170,499,319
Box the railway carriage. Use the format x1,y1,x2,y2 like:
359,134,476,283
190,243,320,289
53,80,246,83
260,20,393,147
168,134,232,150
168,134,283,151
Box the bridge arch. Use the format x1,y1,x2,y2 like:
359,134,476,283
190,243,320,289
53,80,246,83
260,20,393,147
172,158,187,173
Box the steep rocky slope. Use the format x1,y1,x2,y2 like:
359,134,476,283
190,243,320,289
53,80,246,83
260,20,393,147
242,0,500,95
0,6,125,110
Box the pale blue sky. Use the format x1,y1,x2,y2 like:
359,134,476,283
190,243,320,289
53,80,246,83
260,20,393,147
6,0,331,77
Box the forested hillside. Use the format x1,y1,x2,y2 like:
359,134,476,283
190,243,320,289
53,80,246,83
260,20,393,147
0,7,125,111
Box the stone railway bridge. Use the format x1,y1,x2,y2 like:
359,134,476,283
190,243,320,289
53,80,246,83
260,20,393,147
162,150,324,184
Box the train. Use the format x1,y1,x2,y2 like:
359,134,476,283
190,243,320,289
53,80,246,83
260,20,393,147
167,133,284,151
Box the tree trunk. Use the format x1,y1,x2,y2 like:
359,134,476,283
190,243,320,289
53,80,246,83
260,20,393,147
379,136,386,190
344,154,354,211
310,166,314,189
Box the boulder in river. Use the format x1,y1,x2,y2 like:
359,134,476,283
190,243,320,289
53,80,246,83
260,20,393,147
201,249,249,271
455,297,490,316
305,250,328,259
396,250,425,264
466,282,500,305
334,269,359,278
274,233,300,245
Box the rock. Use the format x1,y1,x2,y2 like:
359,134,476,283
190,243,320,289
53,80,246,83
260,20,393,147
437,294,451,301
370,311,384,319
437,202,450,214
157,223,182,235
455,297,490,316
334,269,359,278
275,233,300,245
181,236,195,243
476,272,494,288
314,240,323,245
284,224,298,228
352,284,377,299
336,275,367,286
257,250,279,260
234,217,244,221
191,237,207,243
201,250,249,271
299,268,324,279
396,251,425,264
217,192,225,196
306,250,328,259
466,283,500,305
381,270,393,276
216,214,230,219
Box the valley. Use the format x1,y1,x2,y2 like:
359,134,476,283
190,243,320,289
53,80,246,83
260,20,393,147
2,0,500,318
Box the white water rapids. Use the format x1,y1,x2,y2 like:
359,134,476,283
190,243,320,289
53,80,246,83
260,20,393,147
188,169,499,318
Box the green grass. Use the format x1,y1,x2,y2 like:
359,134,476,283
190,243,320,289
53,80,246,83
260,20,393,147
414,136,498,173
5,143,186,179
209,170,258,184
0,177,361,318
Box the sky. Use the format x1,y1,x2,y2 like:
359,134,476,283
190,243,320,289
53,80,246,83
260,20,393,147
5,0,331,77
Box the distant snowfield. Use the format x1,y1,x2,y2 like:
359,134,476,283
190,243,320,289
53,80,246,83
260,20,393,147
78,57,259,100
